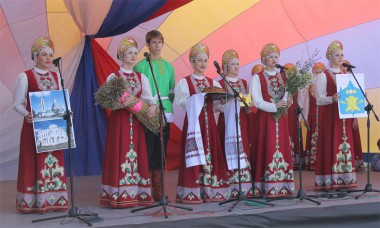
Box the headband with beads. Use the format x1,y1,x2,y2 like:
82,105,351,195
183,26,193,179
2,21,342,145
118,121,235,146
117,36,138,61
222,49,239,74
260,43,280,65
189,43,209,63
31,36,54,62
326,40,343,60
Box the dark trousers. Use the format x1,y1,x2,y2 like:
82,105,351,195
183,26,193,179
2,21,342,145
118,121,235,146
146,123,170,170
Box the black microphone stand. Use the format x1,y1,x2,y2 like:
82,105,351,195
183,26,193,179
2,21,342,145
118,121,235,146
32,58,96,226
295,103,321,205
131,54,192,218
345,67,380,198
216,67,274,212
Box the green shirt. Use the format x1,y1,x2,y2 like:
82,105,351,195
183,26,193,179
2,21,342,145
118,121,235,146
134,58,175,120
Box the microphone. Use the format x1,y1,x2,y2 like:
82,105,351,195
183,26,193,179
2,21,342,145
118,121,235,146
275,64,287,70
214,61,221,74
342,62,356,69
144,52,150,58
52,57,61,66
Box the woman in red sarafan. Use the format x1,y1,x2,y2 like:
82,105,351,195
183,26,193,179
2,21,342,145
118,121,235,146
174,43,231,204
313,40,357,191
13,36,69,213
247,64,263,172
100,36,156,208
301,62,327,171
216,49,253,198
248,43,295,198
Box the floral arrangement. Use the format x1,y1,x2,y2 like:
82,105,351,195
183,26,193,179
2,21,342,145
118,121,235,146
273,50,320,119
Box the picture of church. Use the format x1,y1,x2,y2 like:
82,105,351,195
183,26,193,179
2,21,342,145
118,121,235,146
33,119,76,153
29,89,76,153
29,90,70,120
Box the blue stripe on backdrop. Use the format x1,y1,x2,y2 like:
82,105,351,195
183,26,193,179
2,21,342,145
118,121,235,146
92,0,168,38
65,37,108,176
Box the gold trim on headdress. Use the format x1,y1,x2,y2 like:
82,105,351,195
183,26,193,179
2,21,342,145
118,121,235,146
251,64,264,75
117,36,138,60
326,40,343,60
260,43,280,64
222,49,239,73
312,62,326,72
31,36,54,61
189,43,209,62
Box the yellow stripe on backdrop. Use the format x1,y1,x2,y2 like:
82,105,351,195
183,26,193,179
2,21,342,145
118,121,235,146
357,88,380,153
46,0,82,59
302,88,380,153
138,0,261,62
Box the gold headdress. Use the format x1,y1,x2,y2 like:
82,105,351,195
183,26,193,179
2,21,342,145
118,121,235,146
222,49,239,73
31,36,54,61
189,43,209,62
312,62,326,73
326,40,343,60
117,36,138,60
284,63,295,72
251,64,264,75
260,43,280,64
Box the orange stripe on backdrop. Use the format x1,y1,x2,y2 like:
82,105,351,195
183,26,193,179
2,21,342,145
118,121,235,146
171,0,380,81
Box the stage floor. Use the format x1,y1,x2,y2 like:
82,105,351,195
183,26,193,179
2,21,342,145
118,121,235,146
0,170,379,227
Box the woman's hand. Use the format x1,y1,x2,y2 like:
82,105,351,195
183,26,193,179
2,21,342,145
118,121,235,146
286,96,293,107
245,106,253,113
352,118,359,131
220,98,227,105
220,97,233,105
332,93,340,103
122,95,135,108
146,105,157,118
275,100,288,109
25,113,33,124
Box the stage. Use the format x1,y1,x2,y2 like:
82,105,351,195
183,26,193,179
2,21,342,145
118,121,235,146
0,170,379,227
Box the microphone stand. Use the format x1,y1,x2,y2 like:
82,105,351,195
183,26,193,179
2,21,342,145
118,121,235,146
216,68,274,212
345,67,380,198
295,103,321,205
32,59,96,226
130,55,192,218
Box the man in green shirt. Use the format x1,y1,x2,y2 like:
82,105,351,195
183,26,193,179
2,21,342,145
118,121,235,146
134,30,175,201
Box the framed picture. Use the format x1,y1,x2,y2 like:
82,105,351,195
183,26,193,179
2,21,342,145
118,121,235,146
29,89,76,153
336,73,366,119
